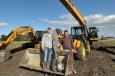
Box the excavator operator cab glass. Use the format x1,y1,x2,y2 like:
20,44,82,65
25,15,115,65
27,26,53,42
71,26,84,40
19,26,30,31
89,27,98,33
89,27,98,38
20,26,30,28
35,31,46,41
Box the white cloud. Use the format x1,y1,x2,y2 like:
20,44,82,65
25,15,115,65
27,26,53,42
59,13,74,20
39,14,77,26
84,14,115,26
95,25,105,28
0,22,8,28
39,18,49,22
39,14,115,37
39,13,115,27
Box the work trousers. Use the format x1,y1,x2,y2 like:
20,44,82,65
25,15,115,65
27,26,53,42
44,47,52,63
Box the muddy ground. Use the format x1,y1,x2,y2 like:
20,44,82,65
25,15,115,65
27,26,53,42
0,40,115,76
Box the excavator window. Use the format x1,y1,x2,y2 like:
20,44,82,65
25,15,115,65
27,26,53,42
89,27,98,38
89,27,98,33
71,26,84,39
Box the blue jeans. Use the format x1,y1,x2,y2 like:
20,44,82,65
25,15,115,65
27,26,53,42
44,47,52,63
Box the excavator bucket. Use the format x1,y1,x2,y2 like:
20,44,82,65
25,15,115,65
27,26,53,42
19,48,74,76
19,48,41,69
0,50,12,62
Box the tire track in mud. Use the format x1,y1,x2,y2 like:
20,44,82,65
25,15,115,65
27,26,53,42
75,49,115,76
98,46,115,62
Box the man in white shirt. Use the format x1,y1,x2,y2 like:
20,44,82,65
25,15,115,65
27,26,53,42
42,28,53,69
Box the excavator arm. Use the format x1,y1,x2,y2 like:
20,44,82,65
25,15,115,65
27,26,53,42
60,0,86,26
0,26,36,50
60,0,91,58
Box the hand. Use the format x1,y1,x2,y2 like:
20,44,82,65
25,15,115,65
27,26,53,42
72,49,77,53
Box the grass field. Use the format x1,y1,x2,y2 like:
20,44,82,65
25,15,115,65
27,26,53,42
101,39,115,46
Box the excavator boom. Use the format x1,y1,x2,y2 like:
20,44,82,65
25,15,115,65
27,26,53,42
60,0,91,60
0,26,35,50
60,0,86,26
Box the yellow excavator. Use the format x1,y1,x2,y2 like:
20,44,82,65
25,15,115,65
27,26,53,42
89,27,99,41
88,26,102,49
19,0,91,76
60,0,91,60
0,26,37,62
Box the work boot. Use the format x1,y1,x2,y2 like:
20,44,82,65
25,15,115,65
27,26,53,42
73,69,77,76
47,62,51,70
43,62,47,70
73,70,77,74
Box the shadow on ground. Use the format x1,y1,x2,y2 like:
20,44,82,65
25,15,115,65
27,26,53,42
111,59,115,62
98,46,115,55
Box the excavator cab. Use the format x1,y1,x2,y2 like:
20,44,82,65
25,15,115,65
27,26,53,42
88,27,102,49
35,31,46,41
89,27,98,39
71,26,90,59
71,26,89,45
71,26,85,40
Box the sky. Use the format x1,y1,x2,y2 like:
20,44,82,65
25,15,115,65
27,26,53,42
0,0,115,37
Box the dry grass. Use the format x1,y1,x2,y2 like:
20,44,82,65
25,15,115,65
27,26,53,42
101,39,115,47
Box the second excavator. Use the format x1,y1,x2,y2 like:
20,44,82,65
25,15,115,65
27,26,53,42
0,26,40,62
